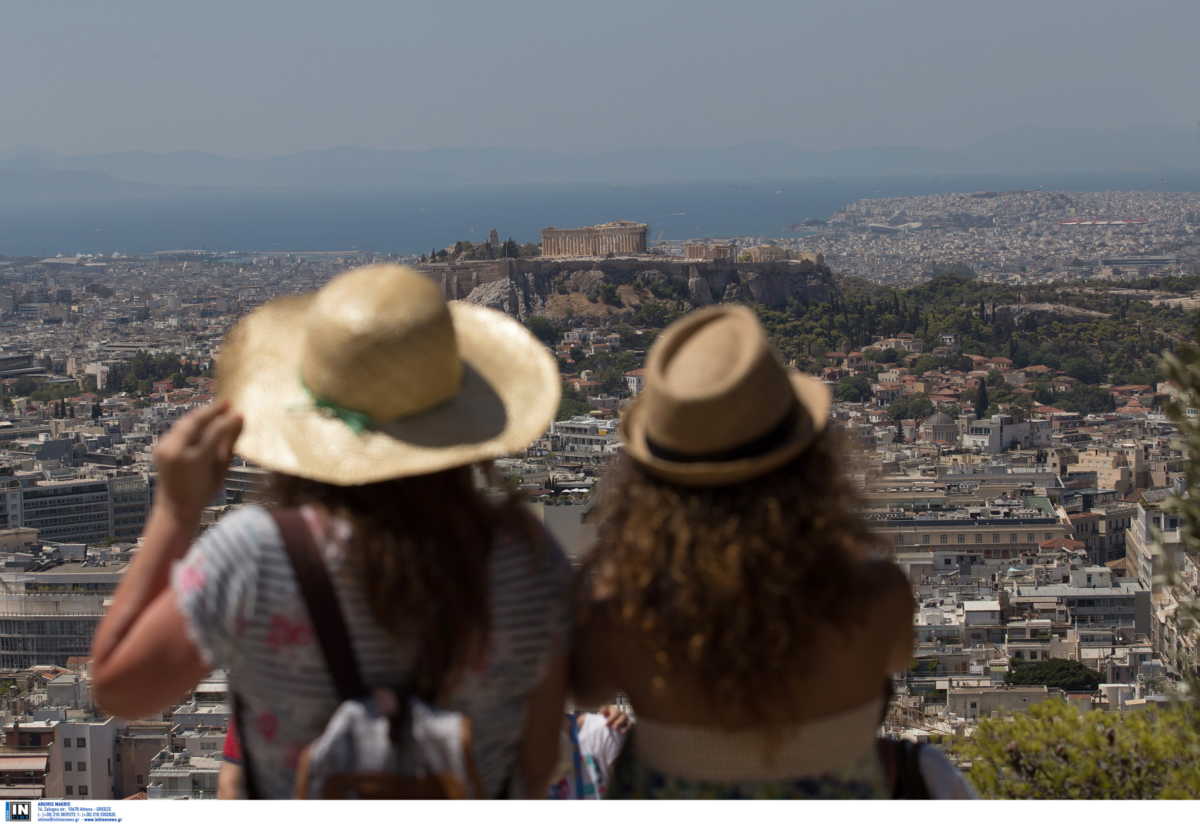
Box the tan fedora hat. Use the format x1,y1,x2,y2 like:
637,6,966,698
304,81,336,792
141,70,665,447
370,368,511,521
620,304,831,487
216,264,560,486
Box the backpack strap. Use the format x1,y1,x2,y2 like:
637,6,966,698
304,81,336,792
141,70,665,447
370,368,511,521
899,741,931,799
877,738,930,799
272,508,368,701
233,693,259,799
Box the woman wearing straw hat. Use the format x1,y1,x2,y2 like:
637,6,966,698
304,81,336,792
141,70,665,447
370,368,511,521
90,265,571,798
573,304,916,799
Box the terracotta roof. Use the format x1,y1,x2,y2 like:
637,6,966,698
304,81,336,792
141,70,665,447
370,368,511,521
0,755,48,771
1039,537,1085,551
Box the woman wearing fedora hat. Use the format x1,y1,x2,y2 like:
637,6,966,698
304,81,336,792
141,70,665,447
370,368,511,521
573,304,916,799
90,265,572,798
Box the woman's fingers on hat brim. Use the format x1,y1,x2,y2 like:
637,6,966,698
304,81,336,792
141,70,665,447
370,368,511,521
174,400,230,445
196,410,243,460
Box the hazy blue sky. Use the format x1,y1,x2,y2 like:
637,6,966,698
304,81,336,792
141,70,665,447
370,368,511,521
4,0,1197,156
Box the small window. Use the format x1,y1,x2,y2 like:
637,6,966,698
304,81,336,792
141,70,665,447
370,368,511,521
79,785,88,796
77,761,86,772
65,762,72,772
65,787,73,796
957,535,965,544
940,535,948,544
63,738,72,749
975,534,983,544
969,702,978,709
76,738,86,748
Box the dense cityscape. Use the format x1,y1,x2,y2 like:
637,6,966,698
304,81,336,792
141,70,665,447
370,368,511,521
0,191,1198,799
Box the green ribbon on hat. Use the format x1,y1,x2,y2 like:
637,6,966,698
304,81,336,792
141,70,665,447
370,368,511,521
301,380,376,434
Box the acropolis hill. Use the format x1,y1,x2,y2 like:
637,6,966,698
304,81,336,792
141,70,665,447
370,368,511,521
415,254,833,319
415,221,833,319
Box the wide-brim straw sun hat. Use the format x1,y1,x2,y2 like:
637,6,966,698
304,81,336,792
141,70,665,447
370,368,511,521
216,264,560,485
620,304,831,487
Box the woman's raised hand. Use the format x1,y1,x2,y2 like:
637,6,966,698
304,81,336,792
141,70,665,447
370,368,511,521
153,400,243,522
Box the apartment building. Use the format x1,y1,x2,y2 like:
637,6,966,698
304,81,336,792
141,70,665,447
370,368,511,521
549,417,620,462
0,472,154,544
114,722,171,799
146,750,220,799
961,414,1051,454
871,506,1068,564
44,718,122,800
1125,493,1182,592
1010,567,1150,636
0,561,126,669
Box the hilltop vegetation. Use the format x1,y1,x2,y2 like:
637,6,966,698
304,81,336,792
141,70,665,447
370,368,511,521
755,271,1197,386
951,700,1200,799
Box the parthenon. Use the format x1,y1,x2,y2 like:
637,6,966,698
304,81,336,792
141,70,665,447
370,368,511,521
541,220,648,258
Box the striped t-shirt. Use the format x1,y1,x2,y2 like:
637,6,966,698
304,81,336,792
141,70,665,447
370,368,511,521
171,504,572,798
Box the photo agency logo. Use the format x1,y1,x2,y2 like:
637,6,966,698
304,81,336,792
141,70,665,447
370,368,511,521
4,801,30,822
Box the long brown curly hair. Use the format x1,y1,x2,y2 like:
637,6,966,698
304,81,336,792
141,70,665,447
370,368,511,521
582,428,893,728
268,466,543,703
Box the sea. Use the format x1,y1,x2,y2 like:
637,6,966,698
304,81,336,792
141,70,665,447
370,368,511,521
4,170,1200,257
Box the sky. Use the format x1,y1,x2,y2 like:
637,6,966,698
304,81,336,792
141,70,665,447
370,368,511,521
3,0,1198,157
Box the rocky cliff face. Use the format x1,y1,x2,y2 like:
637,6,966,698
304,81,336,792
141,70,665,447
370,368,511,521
418,257,833,321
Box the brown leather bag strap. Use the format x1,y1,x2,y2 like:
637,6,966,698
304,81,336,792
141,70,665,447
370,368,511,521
271,508,368,701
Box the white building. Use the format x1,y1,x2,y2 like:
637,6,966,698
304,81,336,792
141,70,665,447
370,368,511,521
962,415,1051,453
44,717,123,800
146,750,221,800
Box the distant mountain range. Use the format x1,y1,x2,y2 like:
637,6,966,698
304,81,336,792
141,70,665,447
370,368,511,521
1,125,1198,205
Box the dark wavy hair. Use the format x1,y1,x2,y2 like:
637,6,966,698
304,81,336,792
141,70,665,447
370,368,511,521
268,466,542,702
581,428,897,727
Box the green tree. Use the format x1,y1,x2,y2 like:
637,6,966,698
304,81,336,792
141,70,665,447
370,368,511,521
556,385,591,419
887,394,934,422
1006,658,1102,692
974,381,989,418
911,355,940,375
1063,356,1105,385
525,316,561,347
1058,385,1116,414
631,301,677,329
950,700,1200,799
834,375,872,403
598,283,621,307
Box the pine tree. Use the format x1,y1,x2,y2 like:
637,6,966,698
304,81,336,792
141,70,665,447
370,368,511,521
975,380,990,418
